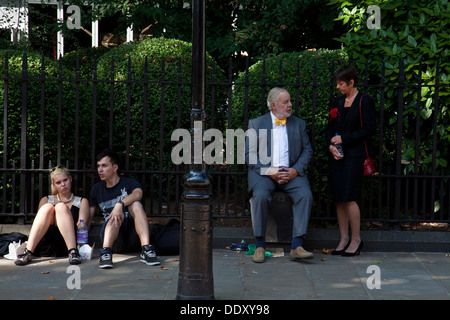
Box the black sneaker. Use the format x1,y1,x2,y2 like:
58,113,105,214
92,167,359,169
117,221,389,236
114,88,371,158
68,248,81,265
14,248,33,266
99,247,113,269
140,245,160,266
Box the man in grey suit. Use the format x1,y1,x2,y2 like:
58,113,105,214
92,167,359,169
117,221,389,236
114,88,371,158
245,87,314,263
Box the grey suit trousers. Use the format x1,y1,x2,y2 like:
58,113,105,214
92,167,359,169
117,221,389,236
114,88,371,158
249,174,312,239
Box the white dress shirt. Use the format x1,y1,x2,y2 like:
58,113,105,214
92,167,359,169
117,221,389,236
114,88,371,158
270,112,289,168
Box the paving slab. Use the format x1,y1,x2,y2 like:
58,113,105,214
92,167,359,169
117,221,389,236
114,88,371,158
1,249,449,301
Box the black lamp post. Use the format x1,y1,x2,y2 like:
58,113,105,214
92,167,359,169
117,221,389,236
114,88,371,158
176,0,214,300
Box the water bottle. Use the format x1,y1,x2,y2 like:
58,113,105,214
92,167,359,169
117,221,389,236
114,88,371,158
334,133,344,156
77,219,88,247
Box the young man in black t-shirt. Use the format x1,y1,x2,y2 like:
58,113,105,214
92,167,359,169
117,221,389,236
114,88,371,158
89,148,160,268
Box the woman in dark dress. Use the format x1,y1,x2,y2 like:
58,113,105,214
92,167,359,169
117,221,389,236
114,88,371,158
325,65,376,256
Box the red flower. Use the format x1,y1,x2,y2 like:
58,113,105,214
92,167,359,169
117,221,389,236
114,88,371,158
329,108,339,119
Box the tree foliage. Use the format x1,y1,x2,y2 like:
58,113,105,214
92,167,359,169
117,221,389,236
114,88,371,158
41,0,345,71
329,0,450,175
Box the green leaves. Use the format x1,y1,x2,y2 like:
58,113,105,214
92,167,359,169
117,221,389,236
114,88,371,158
330,0,450,175
91,37,227,167
407,35,417,48
0,50,88,166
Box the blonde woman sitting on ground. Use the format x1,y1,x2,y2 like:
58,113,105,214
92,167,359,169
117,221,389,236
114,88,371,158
15,166,90,266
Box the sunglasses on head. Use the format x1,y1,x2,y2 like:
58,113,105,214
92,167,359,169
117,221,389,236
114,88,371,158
50,165,66,173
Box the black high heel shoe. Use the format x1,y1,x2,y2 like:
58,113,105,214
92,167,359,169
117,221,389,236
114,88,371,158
331,240,350,255
341,240,363,257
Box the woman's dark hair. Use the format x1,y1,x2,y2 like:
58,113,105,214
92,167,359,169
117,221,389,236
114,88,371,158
333,65,358,85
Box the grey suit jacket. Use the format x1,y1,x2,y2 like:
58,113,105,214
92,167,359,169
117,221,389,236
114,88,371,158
245,113,313,191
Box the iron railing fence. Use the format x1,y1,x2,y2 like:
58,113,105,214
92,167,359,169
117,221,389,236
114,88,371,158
1,52,449,224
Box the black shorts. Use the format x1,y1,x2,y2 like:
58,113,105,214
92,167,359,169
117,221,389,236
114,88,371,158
100,212,141,253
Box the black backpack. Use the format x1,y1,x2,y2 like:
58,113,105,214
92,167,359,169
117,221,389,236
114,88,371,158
0,232,28,256
150,219,180,256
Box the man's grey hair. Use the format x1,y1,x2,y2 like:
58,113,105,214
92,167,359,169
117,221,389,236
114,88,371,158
266,87,288,110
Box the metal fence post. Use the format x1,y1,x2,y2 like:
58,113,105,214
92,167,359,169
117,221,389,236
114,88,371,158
19,52,28,223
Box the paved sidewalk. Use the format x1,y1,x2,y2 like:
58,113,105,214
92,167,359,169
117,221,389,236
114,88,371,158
1,248,449,300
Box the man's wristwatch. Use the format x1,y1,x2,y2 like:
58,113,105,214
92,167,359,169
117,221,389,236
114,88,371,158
118,200,125,211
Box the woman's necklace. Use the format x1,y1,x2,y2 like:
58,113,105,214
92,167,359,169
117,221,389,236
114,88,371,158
345,89,358,102
57,193,73,203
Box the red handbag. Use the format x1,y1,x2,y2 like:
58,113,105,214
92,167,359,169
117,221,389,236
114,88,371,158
359,95,376,176
363,157,376,175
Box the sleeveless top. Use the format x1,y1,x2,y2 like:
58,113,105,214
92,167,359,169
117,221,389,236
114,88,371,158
35,195,84,257
47,195,83,224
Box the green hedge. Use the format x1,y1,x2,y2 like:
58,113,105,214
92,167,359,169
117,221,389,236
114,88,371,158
2,37,227,171
0,49,92,167
61,46,109,79
91,37,227,168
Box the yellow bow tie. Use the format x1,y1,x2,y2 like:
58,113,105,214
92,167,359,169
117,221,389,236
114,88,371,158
275,118,286,126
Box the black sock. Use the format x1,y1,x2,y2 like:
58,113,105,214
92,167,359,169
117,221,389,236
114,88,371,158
291,236,304,250
255,237,266,248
